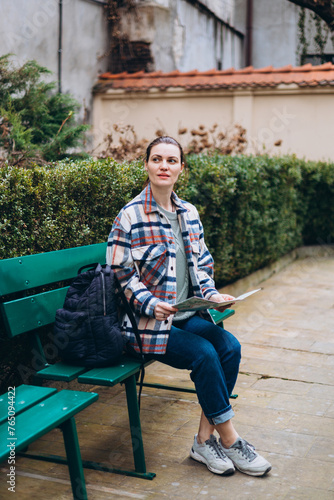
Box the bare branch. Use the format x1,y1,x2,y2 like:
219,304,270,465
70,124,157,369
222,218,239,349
287,0,334,30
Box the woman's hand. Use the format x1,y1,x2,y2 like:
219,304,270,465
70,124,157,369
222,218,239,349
154,301,178,321
209,293,235,312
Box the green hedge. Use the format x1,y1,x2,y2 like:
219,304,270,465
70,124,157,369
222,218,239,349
297,159,334,246
180,154,305,284
182,154,334,284
1,154,334,392
0,158,147,258
1,154,334,287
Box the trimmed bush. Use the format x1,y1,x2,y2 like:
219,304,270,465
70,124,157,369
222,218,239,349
297,159,334,246
180,154,305,284
1,154,334,285
0,158,146,259
1,153,334,393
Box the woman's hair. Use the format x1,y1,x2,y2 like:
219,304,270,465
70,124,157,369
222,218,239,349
145,136,185,164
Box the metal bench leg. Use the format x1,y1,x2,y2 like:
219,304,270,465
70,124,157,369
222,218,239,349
124,374,148,474
19,397,156,481
61,417,88,500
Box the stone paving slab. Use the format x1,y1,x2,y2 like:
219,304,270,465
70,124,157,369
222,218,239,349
1,251,334,499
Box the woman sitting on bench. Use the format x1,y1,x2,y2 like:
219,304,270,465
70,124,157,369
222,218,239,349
107,136,271,477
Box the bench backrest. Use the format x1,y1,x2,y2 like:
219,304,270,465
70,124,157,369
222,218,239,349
0,242,233,371
0,243,107,340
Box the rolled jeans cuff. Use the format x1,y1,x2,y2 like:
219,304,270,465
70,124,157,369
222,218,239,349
207,406,234,426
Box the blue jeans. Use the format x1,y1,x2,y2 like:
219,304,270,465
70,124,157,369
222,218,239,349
144,315,241,425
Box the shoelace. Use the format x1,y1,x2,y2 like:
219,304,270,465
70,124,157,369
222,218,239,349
207,435,228,460
233,439,257,462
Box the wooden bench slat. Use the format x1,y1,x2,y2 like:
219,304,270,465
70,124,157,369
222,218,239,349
78,358,143,386
36,363,88,382
0,385,57,424
0,390,98,462
0,242,107,295
1,287,69,337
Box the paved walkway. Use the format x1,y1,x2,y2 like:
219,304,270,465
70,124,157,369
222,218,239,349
1,248,334,499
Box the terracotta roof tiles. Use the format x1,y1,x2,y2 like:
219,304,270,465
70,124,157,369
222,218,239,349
94,63,334,93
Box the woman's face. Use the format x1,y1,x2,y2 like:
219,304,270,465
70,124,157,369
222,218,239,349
145,143,184,191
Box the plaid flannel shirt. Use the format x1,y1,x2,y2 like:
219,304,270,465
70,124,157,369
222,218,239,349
106,183,219,354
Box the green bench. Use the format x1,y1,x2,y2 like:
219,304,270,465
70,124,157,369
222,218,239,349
0,384,98,500
0,242,234,481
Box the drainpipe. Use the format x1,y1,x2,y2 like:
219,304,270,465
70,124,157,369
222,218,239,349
246,0,253,67
58,0,63,93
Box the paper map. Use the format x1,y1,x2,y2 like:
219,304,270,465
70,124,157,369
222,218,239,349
174,288,262,312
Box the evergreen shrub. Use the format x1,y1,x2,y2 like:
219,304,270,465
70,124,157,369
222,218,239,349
297,159,334,246
0,158,146,259
1,153,334,392
0,55,88,164
181,154,305,284
1,154,333,286
181,154,333,284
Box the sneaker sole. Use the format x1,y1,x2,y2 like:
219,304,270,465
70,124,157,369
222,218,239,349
234,464,272,477
190,449,235,476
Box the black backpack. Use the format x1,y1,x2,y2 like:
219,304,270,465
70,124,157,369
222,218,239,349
54,263,144,369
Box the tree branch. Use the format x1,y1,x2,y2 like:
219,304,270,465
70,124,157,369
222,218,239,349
287,0,334,30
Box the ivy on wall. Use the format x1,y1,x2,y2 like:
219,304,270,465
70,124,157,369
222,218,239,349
298,7,333,64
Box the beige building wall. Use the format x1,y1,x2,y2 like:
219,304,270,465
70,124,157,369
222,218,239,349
93,86,334,162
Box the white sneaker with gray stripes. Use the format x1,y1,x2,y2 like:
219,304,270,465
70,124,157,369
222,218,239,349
220,437,272,476
190,434,235,475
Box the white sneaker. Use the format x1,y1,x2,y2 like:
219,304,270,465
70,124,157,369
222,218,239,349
190,434,235,475
220,437,272,477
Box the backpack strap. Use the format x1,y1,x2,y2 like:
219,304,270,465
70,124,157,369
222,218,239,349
77,263,100,274
115,279,146,410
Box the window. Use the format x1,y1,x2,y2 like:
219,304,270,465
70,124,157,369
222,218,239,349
303,54,334,65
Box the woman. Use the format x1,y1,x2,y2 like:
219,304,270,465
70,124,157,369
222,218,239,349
107,136,271,477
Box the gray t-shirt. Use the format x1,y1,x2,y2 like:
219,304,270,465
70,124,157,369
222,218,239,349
157,204,196,323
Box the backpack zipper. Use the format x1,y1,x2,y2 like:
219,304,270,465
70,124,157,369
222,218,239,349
101,271,106,316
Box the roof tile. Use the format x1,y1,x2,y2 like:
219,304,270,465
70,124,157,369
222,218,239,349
95,63,334,92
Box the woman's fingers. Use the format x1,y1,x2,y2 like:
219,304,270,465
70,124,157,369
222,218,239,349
208,293,235,312
154,302,177,320
210,293,235,303
221,294,236,301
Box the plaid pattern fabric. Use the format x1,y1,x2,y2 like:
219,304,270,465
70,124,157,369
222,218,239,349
106,183,219,354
